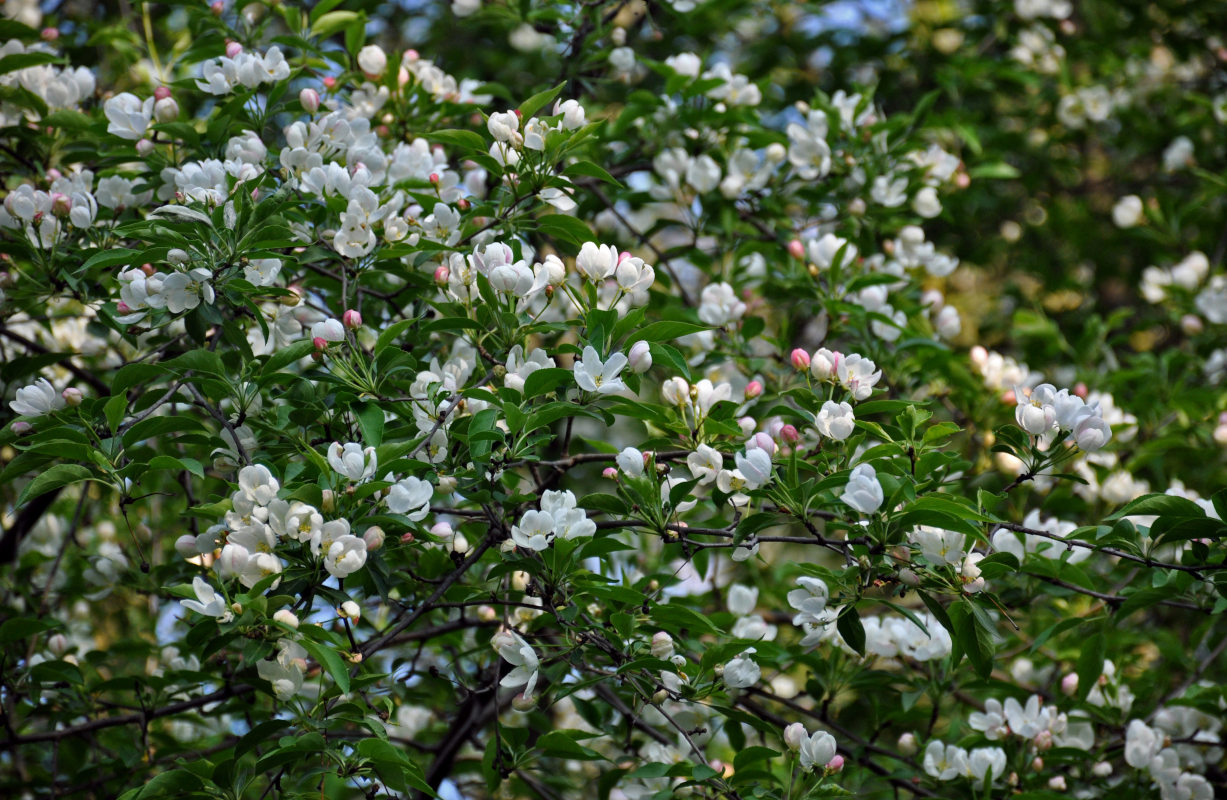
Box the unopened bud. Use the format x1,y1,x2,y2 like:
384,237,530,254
783,722,806,752
273,609,299,629
174,535,198,558
41,27,60,41
434,265,450,285
313,336,328,352
211,1,224,14
1092,761,1112,777
47,633,68,655
50,193,71,218
629,340,653,373
154,97,179,123
825,755,844,773
1180,314,1203,336
299,88,320,112
849,198,867,216
1032,757,1044,772
154,86,173,101
1061,673,1078,695
136,139,154,156
651,631,674,660
429,173,440,185
12,421,32,434
897,732,918,755
343,309,362,329
321,489,336,513
61,387,83,406
779,424,799,443
602,467,618,480
230,602,243,615
652,689,669,704
363,525,385,551
340,601,361,620
225,41,243,58
512,693,536,712
788,239,805,259
790,348,810,370
1047,776,1066,791
744,380,763,399
323,75,337,90
897,568,921,587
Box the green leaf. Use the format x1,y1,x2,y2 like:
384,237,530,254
0,617,59,644
427,128,486,151
1106,493,1207,521
298,635,351,694
836,605,866,656
262,339,314,375
968,161,1020,179
357,738,435,795
536,730,607,761
519,81,566,120
0,51,60,75
311,10,361,38
355,403,385,447
629,321,710,344
522,367,573,399
564,160,624,187
1074,630,1106,701
535,213,593,245
17,464,95,506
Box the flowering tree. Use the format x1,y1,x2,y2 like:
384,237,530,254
1,0,1225,798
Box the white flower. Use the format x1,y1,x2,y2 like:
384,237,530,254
573,346,628,394
179,576,233,622
324,534,368,578
815,400,855,440
357,45,387,76
487,110,520,143
327,442,377,482
923,741,968,781
841,463,884,514
913,186,942,218
836,354,882,401
807,233,857,271
969,699,1009,740
496,631,540,699
967,747,1006,786
735,448,773,489
511,509,555,551
687,445,723,485
104,93,154,140
617,447,645,477
664,52,702,78
1125,719,1162,768
799,730,838,771
575,241,618,281
504,345,555,393
723,649,760,689
386,476,433,521
9,378,64,416
697,281,746,326
257,658,304,699
237,464,280,507
1113,194,1144,228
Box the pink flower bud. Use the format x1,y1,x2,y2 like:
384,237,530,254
433,265,450,285
343,309,362,329
783,723,806,751
750,432,775,455
429,173,441,185
225,41,242,58
323,76,337,90
457,198,470,211
403,49,419,62
779,424,799,443
1031,757,1044,772
790,348,811,370
154,86,173,101
11,421,32,435
116,301,132,314
136,139,154,156
1061,673,1078,695
312,336,328,351
61,387,83,407
1180,314,1204,335
602,467,618,480
745,380,763,399
363,526,385,551
400,532,415,543
955,172,971,189
1074,382,1088,398
299,88,320,113
41,27,59,42
1001,389,1016,405
50,193,71,217
788,239,805,259
210,1,223,14
825,755,844,773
